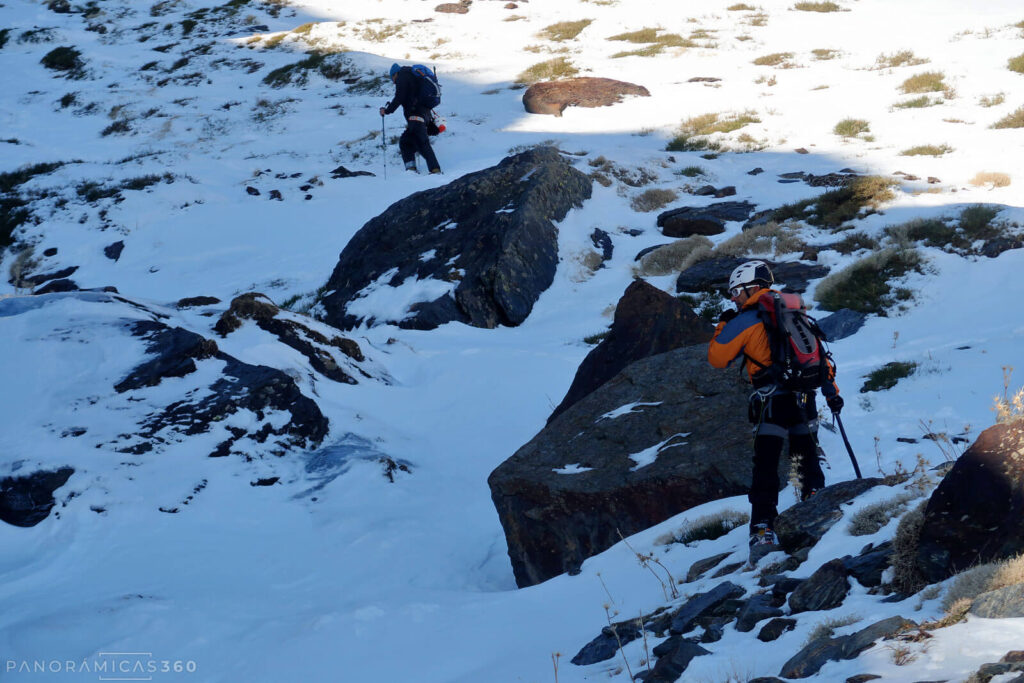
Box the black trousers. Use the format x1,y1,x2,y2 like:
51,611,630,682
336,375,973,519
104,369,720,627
399,119,440,172
748,390,825,531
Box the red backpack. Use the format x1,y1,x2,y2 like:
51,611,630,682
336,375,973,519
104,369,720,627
752,291,832,392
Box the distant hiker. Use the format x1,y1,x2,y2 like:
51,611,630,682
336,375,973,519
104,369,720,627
379,63,442,175
707,260,843,557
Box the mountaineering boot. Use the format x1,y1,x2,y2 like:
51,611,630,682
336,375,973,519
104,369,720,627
748,523,780,563
428,168,442,175
404,160,418,173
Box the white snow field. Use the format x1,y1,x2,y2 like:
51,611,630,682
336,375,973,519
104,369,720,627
1,0,1023,681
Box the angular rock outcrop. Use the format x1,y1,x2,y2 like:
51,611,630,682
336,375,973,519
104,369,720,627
548,280,712,422
522,77,650,117
916,417,1024,583
320,147,591,330
788,559,850,614
0,468,74,527
676,257,829,294
215,293,367,385
657,201,756,238
116,319,328,457
779,616,914,679
489,345,762,587
775,478,883,553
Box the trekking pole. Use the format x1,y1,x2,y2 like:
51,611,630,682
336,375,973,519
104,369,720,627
833,412,863,479
381,113,387,180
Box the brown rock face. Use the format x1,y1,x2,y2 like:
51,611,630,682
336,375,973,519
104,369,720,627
435,1,470,13
522,77,651,117
489,345,756,588
548,279,712,422
916,417,1024,583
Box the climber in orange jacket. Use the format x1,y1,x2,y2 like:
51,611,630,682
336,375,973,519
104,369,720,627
708,260,842,556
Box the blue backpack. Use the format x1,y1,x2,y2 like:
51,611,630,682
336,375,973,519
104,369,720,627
410,64,441,109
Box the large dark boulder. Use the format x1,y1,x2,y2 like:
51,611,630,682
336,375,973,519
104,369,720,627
320,147,591,331
0,468,74,527
638,637,710,682
916,417,1024,583
548,280,712,422
656,201,756,238
675,257,828,294
522,77,650,117
488,345,760,588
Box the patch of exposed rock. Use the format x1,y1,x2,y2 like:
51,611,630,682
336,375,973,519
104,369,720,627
215,293,366,385
320,147,591,330
489,345,762,587
548,280,713,422
522,77,650,117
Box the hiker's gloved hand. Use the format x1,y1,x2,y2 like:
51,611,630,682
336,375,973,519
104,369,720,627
719,309,737,325
379,106,387,116
827,395,844,414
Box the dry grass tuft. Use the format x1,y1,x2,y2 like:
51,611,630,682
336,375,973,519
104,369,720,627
815,246,922,314
537,19,593,42
753,51,794,66
889,500,928,595
899,144,953,156
793,1,843,11
666,111,760,151
899,71,947,94
874,50,928,69
848,492,918,535
515,57,579,85
668,509,749,545
630,188,678,213
992,106,1024,129
941,554,1024,612
969,171,1011,188
713,221,806,258
636,236,713,277
834,118,870,138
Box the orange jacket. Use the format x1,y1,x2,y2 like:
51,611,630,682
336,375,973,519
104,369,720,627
707,288,839,397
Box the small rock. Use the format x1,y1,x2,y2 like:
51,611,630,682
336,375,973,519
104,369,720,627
711,560,746,577
269,189,282,201
927,176,941,184
246,186,260,195
795,148,809,154
748,167,764,175
758,617,797,642
43,247,58,257
35,279,79,294
669,581,745,634
736,593,784,632
845,676,882,683
104,240,125,261
817,308,867,342
685,552,732,582
687,77,721,83
176,296,221,309
788,559,850,614
644,637,710,682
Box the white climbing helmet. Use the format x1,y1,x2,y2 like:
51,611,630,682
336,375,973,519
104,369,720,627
728,260,774,296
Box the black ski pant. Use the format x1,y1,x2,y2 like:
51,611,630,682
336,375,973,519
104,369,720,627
399,118,440,173
747,389,825,532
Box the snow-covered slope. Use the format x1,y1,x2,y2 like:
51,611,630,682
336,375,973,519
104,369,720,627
2,0,1024,680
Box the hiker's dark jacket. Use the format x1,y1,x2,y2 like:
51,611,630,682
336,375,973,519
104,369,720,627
383,67,428,120
708,287,839,397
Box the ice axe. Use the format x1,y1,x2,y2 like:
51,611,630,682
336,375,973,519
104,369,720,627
833,412,862,479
